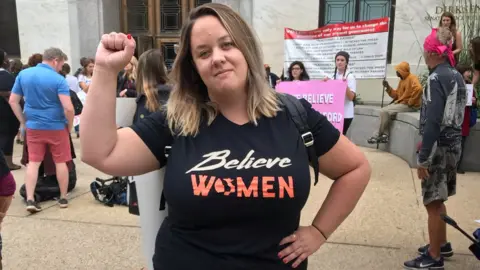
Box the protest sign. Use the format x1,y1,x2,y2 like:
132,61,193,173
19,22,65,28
134,168,167,270
467,84,473,106
284,17,389,79
116,98,137,127
276,80,347,132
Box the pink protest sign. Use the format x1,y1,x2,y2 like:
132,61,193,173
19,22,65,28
276,80,347,131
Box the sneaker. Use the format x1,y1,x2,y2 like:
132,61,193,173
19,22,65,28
417,242,453,258
26,200,42,213
58,198,68,208
404,253,444,269
367,134,389,144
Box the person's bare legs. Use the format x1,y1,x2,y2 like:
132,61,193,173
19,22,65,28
426,200,447,259
55,162,69,199
25,161,41,202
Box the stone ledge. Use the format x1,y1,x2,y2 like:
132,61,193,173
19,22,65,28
348,105,480,172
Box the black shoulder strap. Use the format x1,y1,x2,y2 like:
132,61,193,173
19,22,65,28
277,93,319,185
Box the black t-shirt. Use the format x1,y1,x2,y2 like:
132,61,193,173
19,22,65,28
0,69,17,132
131,99,340,270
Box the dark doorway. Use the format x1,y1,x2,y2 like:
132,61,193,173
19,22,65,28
0,0,21,57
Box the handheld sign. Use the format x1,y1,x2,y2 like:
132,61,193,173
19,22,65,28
276,80,347,132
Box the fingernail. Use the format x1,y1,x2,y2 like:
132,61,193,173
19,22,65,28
278,253,282,258
127,34,132,40
283,258,288,263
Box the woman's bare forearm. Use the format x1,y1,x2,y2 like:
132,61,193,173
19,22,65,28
312,161,371,239
346,88,355,101
80,67,119,164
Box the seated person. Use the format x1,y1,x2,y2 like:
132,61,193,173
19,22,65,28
368,61,423,144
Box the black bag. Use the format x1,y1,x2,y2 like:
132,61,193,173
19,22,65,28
160,93,319,211
19,164,77,202
90,176,129,207
70,90,83,116
128,181,139,215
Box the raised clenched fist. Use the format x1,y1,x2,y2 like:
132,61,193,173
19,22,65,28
95,32,136,73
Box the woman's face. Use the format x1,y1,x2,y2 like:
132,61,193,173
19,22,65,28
86,63,94,75
291,64,303,80
335,56,347,70
441,16,452,27
464,70,472,80
190,15,248,94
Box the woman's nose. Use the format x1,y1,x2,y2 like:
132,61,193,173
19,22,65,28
211,48,226,65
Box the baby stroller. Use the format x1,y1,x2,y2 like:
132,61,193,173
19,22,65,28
441,214,480,260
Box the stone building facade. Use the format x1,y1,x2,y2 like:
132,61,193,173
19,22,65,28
1,0,479,103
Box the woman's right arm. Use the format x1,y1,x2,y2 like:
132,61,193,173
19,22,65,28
80,33,162,176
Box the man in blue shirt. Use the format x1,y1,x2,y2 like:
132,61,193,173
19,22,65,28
9,47,74,212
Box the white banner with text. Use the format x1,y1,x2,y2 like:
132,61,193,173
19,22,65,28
284,17,390,79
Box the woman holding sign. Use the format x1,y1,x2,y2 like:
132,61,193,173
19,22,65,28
80,3,371,270
324,51,357,135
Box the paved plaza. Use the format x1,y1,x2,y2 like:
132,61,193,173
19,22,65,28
2,138,480,269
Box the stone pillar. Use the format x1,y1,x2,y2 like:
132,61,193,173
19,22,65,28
15,0,73,64
15,0,121,72
212,0,253,26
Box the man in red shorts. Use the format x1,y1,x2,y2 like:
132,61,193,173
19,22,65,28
8,47,74,212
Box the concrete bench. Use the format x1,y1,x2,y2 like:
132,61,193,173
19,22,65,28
347,105,480,172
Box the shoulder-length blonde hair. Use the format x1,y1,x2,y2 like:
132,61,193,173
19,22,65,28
166,3,280,137
124,56,138,81
136,49,169,112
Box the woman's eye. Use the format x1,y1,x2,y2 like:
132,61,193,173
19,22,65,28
222,42,234,49
199,51,210,58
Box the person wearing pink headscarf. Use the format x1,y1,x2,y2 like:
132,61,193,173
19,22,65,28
404,27,467,270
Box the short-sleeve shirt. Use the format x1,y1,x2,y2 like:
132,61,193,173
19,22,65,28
331,71,356,119
12,63,70,130
66,74,80,93
131,99,340,270
78,74,92,87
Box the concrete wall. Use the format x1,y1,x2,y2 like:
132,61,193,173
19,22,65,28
16,0,73,65
16,0,121,72
348,106,480,172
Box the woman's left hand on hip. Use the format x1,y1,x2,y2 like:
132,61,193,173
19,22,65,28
278,226,326,268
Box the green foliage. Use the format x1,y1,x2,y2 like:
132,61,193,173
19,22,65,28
353,93,364,105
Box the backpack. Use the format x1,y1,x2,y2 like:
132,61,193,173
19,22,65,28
90,176,129,207
158,93,320,211
70,90,83,116
19,165,77,202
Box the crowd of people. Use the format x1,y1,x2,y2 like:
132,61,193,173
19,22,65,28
0,3,479,270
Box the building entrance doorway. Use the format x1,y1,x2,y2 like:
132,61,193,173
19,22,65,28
121,0,211,70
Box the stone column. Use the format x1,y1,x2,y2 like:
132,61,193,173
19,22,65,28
15,0,73,64
212,0,253,26
71,0,121,70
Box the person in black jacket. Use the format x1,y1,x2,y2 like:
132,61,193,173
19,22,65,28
133,49,171,124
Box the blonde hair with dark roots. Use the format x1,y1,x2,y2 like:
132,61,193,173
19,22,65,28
136,49,169,112
166,3,280,136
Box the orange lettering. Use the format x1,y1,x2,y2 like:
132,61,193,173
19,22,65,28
214,178,225,193
262,176,275,198
279,176,294,198
237,177,258,198
191,174,215,196
223,178,236,196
